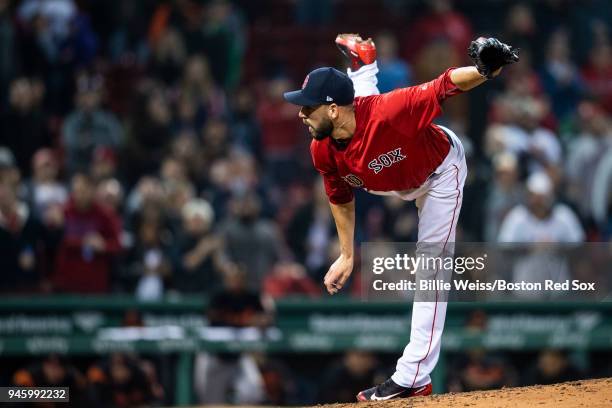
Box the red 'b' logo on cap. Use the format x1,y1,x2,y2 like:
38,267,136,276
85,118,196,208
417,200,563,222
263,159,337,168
302,75,309,89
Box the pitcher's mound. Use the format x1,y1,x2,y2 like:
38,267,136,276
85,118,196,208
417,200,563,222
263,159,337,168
323,378,612,408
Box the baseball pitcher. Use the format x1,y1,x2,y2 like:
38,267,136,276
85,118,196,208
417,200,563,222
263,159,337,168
283,34,518,401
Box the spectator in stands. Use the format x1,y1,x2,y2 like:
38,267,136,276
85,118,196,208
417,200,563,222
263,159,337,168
498,172,584,297
124,186,175,249
163,181,195,230
451,349,518,391
206,150,260,211
229,87,263,161
0,0,13,102
194,266,271,404
524,349,581,385
62,74,123,175
590,145,612,238
159,156,194,222
411,37,467,127
171,198,227,294
0,177,50,292
318,351,382,403
207,265,271,327
200,117,231,169
25,148,67,220
13,354,87,406
251,352,298,406
16,1,89,67
202,0,245,89
180,55,226,121
540,29,584,121
123,211,172,300
0,148,21,191
286,179,335,276
379,195,419,242
455,143,489,241
566,101,612,219
173,0,241,87
160,156,189,185
160,0,204,60
125,176,166,218
362,203,391,242
52,173,122,293
257,77,302,186
95,178,125,225
122,84,172,185
149,27,187,85
87,353,163,408
263,262,321,299
219,191,280,290
169,132,207,187
311,237,342,286
174,92,203,134
494,49,544,101
485,153,524,242
106,1,148,65
294,0,333,26
581,43,612,114
401,0,472,65
90,146,119,184
498,172,585,243
485,96,562,181
375,31,412,93
15,0,78,111
503,3,540,61
0,77,51,177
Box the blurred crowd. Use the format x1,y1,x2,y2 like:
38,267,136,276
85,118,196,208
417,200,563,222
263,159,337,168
8,353,164,407
0,0,611,298
6,346,610,406
0,0,611,404
0,0,609,299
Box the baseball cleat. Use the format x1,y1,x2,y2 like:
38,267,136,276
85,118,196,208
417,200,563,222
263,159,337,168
356,378,432,401
335,33,377,71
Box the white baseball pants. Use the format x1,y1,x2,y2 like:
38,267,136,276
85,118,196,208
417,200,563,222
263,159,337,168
348,63,467,388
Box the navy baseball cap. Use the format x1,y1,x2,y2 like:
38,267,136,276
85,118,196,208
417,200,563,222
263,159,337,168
284,67,355,107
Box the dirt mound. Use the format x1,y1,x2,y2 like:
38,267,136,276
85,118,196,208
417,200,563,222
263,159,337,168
321,378,612,408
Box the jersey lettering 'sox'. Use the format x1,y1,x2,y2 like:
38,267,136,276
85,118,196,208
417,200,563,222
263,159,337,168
368,148,407,174
342,173,364,187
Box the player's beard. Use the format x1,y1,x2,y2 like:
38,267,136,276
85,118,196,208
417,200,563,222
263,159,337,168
310,118,334,140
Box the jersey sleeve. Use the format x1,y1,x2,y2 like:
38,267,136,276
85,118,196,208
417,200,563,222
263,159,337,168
378,68,463,133
310,140,354,205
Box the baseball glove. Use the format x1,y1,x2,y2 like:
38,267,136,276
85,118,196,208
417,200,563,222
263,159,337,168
468,37,519,79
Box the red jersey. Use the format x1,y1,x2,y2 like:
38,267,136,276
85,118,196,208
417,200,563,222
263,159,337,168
310,68,463,204
53,200,122,293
